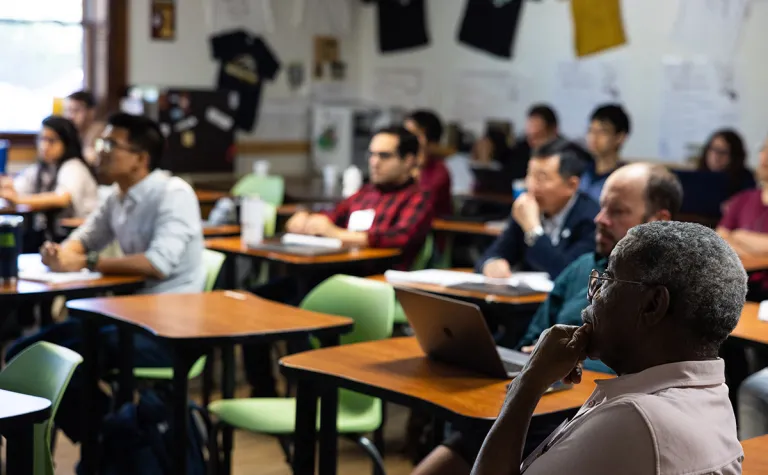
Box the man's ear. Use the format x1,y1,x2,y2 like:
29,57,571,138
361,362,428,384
567,175,581,192
639,285,670,327
647,209,672,223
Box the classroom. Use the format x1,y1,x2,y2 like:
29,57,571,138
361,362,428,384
2,0,768,474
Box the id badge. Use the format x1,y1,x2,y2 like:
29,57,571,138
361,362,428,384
348,209,375,232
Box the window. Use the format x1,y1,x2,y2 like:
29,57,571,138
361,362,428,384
0,1,85,134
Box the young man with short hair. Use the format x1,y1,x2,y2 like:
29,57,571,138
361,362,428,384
404,109,452,218
581,104,631,201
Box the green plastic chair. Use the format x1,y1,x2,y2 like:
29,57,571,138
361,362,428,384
0,342,82,475
208,275,395,474
131,249,226,380
230,175,285,206
393,234,434,325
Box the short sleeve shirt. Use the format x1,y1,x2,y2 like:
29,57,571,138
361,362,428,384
210,30,280,131
13,159,98,218
376,0,430,53
458,0,525,58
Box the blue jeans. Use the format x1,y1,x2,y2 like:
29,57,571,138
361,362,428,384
739,368,768,439
5,319,172,442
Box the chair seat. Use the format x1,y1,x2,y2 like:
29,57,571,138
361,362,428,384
131,356,207,380
208,395,382,435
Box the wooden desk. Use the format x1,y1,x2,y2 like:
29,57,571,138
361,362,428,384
0,389,52,475
432,218,504,237
0,254,145,303
205,236,401,266
367,269,548,306
195,189,229,204
281,337,606,475
731,303,768,345
743,434,768,474
741,255,768,273
68,290,354,475
59,218,241,238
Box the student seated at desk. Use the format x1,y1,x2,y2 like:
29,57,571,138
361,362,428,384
413,163,683,475
717,137,768,299
0,116,98,245
502,104,560,181
579,104,630,202
404,110,452,218
471,223,745,475
4,113,205,444
477,140,599,279
285,125,434,271
64,90,106,168
698,128,755,200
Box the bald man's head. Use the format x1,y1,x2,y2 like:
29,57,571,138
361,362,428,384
593,163,683,256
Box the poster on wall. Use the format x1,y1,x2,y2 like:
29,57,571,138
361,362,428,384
657,56,742,162
447,69,523,135
151,0,176,41
368,67,427,109
552,59,624,140
205,0,275,34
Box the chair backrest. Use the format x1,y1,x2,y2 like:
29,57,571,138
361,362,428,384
202,249,226,292
0,342,82,475
230,175,285,206
411,234,434,271
300,275,395,413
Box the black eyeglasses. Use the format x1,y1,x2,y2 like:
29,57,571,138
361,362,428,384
94,138,141,155
587,269,653,303
366,151,399,160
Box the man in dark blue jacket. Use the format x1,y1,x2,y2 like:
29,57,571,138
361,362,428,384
477,140,599,279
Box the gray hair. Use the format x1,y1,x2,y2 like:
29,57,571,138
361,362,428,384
612,221,747,351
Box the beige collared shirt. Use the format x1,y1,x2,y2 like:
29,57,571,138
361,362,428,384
523,359,743,475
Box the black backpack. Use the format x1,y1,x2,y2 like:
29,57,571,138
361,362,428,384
77,388,208,475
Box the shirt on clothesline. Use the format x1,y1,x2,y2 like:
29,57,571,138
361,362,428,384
570,0,627,57
375,0,430,53
457,0,525,59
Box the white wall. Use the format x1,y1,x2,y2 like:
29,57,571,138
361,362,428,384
357,0,768,164
127,0,362,176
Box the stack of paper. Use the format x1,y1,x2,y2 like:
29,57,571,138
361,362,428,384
759,301,768,322
19,269,103,284
384,269,555,293
281,233,343,249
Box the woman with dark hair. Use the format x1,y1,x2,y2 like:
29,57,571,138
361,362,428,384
697,128,756,197
0,116,98,220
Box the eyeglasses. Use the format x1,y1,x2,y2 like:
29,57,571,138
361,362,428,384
94,138,141,155
587,269,652,303
366,151,399,160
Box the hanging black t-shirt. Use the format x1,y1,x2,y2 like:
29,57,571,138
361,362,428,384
458,0,524,59
210,30,280,131
376,0,430,53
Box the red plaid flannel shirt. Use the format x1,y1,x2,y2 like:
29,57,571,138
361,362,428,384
325,179,434,270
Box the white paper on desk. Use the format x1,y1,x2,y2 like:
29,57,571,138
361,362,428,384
384,270,554,293
281,233,343,249
19,269,102,284
758,301,768,322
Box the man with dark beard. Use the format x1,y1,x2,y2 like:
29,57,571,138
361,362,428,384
412,162,683,475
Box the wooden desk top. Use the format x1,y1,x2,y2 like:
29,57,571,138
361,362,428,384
195,189,229,204
0,389,51,427
367,269,547,306
59,218,240,238
281,337,604,423
205,236,401,266
0,255,145,300
67,290,354,343
432,218,504,237
742,435,768,474
731,303,768,345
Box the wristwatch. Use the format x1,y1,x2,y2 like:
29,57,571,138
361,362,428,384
86,251,100,271
524,226,544,247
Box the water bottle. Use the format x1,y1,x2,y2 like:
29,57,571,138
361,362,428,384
0,215,24,284
0,139,8,175
240,195,265,247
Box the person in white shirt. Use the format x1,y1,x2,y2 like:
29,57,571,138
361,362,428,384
0,116,98,225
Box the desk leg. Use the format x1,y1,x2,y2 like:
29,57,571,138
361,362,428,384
220,345,236,475
5,423,34,475
318,334,340,475
171,349,196,475
115,327,135,408
293,379,319,475
80,319,101,475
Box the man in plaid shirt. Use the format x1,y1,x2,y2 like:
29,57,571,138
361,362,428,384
286,125,434,270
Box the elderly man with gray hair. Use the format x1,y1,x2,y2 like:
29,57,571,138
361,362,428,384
472,221,746,475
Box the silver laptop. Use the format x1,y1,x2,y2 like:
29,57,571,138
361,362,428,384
395,287,531,378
